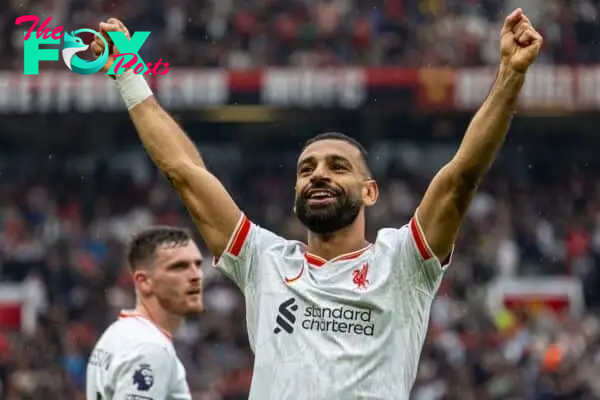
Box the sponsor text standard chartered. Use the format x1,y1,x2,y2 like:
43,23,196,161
302,305,375,336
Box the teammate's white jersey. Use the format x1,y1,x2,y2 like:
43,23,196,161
86,311,191,400
215,213,451,400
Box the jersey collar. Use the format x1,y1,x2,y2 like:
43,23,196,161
304,243,373,267
118,310,173,341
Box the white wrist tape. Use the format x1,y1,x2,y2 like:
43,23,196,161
114,69,153,110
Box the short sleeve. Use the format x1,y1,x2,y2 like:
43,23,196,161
379,214,453,294
407,213,453,273
213,212,283,291
110,343,173,400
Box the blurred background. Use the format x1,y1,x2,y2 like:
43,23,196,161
0,0,600,399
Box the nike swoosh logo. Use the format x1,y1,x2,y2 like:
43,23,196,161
284,266,304,284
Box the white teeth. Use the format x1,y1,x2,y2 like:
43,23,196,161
310,191,333,199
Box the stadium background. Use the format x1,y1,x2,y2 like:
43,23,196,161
1,0,600,398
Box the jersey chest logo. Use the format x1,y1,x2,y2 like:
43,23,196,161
352,263,369,289
273,297,298,334
272,296,376,337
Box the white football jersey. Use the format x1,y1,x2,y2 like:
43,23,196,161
86,311,191,400
214,213,451,400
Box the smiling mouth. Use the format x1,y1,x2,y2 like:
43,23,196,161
306,188,339,200
186,288,201,295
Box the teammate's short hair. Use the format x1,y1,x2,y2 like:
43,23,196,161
303,132,371,176
127,226,192,271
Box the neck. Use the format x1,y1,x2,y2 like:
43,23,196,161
306,216,369,260
135,299,182,338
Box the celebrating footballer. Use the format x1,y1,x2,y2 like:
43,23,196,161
93,8,542,399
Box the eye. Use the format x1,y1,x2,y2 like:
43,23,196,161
331,163,347,172
298,166,312,175
169,262,189,271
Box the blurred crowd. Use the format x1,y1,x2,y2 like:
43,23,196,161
0,0,600,68
0,0,600,399
0,140,598,399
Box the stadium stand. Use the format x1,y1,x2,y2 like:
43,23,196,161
1,0,600,398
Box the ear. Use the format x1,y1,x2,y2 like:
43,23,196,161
362,180,378,207
293,185,299,214
133,270,152,295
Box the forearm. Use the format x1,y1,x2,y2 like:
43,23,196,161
453,65,525,184
416,66,525,259
112,70,241,255
114,71,205,173
129,97,206,170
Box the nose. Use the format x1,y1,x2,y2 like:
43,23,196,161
310,162,332,183
189,274,201,288
189,264,202,280
192,267,202,279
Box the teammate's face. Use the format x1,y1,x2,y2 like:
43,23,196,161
147,242,204,315
294,139,378,234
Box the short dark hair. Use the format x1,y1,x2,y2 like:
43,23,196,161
127,226,192,271
303,132,371,175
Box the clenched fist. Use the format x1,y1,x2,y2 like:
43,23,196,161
91,18,131,75
500,8,543,73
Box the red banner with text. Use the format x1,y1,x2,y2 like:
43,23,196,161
454,66,600,112
1,66,600,113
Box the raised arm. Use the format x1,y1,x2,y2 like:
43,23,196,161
125,97,241,257
93,19,240,257
416,9,542,262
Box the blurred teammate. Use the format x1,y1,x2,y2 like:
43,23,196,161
93,9,541,399
86,226,202,399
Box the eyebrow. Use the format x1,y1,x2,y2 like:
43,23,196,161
330,155,352,166
297,155,315,169
167,259,203,269
297,154,353,169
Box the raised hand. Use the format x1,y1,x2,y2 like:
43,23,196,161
91,18,131,75
500,8,543,73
